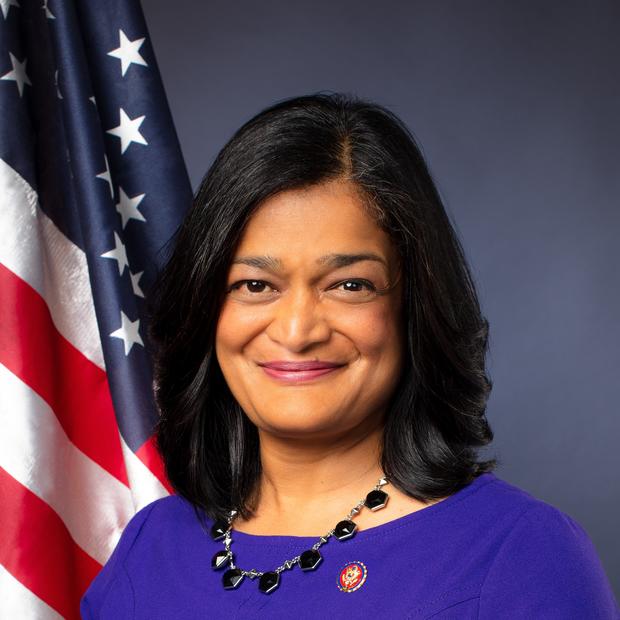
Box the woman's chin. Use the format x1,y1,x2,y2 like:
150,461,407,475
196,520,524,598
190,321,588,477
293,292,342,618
254,409,348,440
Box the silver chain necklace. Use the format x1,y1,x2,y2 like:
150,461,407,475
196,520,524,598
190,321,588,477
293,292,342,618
209,476,390,594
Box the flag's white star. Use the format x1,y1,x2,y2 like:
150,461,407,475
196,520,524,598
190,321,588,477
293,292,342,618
116,187,146,228
0,0,19,20
107,29,147,76
130,271,145,298
95,154,113,198
89,95,97,106
42,0,54,18
106,108,147,154
100,232,128,276
110,311,143,355
1,52,31,97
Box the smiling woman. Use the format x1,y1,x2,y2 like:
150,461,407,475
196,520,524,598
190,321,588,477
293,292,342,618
215,180,405,447
80,94,619,618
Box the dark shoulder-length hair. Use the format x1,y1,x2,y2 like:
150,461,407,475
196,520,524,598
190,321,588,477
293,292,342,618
149,92,498,523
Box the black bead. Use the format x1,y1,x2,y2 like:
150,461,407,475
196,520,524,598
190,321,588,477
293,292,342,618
298,549,322,571
334,519,357,541
210,519,229,541
365,489,389,511
222,568,244,589
211,550,230,570
258,571,280,594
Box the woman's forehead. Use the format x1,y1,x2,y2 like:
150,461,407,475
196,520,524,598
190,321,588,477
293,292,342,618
232,180,398,268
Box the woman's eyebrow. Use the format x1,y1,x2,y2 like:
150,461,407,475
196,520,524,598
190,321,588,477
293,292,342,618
231,253,387,270
231,255,283,270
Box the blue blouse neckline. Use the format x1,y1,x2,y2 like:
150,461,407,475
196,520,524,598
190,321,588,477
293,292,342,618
225,471,497,546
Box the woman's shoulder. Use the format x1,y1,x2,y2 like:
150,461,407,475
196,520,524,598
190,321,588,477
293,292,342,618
105,493,204,558
427,471,582,535
467,473,619,618
129,493,198,527
463,471,594,535
80,494,200,618
470,473,610,580
107,494,198,549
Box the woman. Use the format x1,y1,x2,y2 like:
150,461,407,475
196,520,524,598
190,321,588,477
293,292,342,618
81,93,618,618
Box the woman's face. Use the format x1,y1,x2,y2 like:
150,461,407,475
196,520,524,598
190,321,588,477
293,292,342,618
215,179,404,440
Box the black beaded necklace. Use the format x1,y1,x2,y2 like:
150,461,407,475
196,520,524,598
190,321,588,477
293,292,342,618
210,476,390,594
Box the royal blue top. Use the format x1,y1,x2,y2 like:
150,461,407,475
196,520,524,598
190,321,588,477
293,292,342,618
80,472,619,619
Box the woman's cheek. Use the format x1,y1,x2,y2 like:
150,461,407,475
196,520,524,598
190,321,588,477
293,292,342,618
216,303,267,348
341,304,398,352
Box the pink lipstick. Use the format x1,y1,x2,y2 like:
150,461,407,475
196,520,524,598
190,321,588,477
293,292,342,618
258,360,345,382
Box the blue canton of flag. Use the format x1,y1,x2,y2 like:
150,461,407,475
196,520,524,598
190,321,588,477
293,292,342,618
0,0,192,616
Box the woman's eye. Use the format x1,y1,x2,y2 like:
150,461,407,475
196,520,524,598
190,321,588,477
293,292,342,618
228,280,275,296
335,279,376,293
330,279,378,300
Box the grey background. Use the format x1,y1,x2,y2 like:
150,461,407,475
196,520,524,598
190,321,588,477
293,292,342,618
142,0,620,595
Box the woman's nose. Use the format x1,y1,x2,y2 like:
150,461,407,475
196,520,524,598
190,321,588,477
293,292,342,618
265,285,331,352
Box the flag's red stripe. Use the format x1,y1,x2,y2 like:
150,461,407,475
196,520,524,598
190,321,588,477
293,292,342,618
0,264,129,487
0,466,102,620
136,433,174,494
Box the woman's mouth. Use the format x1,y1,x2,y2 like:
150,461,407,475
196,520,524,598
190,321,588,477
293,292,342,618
257,360,346,382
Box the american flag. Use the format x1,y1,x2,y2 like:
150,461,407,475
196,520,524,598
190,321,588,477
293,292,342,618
0,1,192,617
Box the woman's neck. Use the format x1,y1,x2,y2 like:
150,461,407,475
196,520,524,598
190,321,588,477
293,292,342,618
232,422,443,537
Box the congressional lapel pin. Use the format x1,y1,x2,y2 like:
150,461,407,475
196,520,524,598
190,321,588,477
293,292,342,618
337,561,367,592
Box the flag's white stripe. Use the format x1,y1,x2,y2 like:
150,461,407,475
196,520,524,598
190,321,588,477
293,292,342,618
0,158,105,370
0,157,169,521
0,565,64,620
120,436,169,512
0,363,134,565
